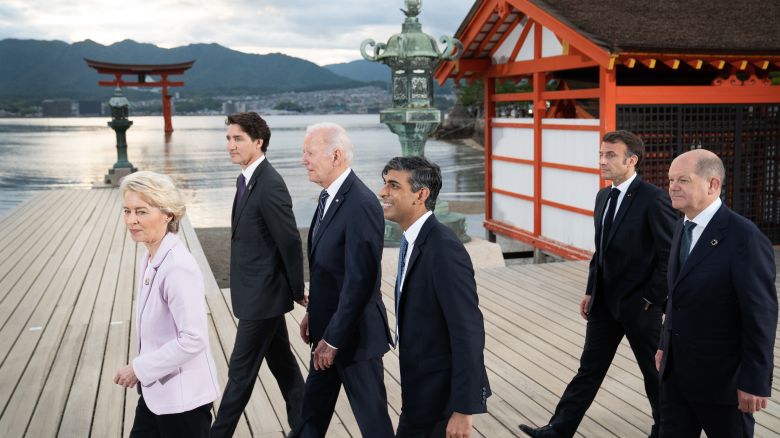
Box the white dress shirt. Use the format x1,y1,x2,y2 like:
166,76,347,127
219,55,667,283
684,197,722,254
601,172,637,225
241,154,265,184
322,167,352,216
399,211,433,293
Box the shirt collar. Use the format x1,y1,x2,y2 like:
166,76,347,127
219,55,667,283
325,167,352,198
612,171,637,192
685,197,722,228
241,154,266,184
403,211,433,246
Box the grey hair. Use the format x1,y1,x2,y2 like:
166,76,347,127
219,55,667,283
120,171,186,233
305,122,354,164
695,153,726,182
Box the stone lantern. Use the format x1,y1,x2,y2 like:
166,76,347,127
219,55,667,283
361,0,462,156
104,87,137,186
361,0,470,244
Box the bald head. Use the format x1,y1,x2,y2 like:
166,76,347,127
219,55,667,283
668,149,724,218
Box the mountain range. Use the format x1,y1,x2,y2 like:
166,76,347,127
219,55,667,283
0,38,395,101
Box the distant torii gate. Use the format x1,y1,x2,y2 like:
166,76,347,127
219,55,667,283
85,58,195,133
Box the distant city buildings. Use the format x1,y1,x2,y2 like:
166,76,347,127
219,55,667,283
41,99,77,117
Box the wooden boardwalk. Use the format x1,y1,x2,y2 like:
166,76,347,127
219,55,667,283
0,188,778,437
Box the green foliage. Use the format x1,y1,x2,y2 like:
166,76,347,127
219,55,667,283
175,97,221,113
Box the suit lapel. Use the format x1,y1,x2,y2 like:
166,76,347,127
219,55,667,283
668,220,683,286
397,215,435,319
136,233,177,346
604,176,641,249
310,171,355,254
673,205,729,287
231,159,267,238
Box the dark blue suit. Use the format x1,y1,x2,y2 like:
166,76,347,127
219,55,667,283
395,215,490,437
659,204,777,437
296,170,394,438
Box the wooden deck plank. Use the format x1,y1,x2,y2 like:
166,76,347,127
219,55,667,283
0,189,108,436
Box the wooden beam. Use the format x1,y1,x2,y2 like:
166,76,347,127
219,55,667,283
509,19,533,62
710,60,726,70
484,78,496,222
488,54,598,77
731,60,748,70
541,88,600,100
753,60,770,70
489,14,522,57
686,59,704,70
624,58,637,68
456,58,491,74
492,92,534,102
475,17,504,56
458,0,500,54
506,0,611,67
97,80,185,87
616,85,780,104
640,58,657,69
663,59,680,69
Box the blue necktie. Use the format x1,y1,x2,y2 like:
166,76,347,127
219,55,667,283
312,189,329,237
679,220,697,267
236,174,246,204
394,235,409,345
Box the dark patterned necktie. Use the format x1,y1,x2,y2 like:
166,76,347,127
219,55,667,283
394,235,409,344
679,220,697,267
236,174,246,204
312,189,329,237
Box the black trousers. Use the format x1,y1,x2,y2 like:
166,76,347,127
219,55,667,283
129,396,212,438
549,298,662,438
294,356,394,438
211,315,305,438
660,365,755,438
395,413,448,438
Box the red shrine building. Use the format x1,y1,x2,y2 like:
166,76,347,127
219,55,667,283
85,59,195,133
436,0,780,259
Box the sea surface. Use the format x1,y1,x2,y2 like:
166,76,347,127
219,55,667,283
0,114,485,230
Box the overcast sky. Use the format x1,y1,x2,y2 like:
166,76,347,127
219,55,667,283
0,0,474,65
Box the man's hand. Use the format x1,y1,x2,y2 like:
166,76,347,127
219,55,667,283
296,294,309,307
446,412,473,438
579,295,591,320
300,313,310,344
313,340,337,370
113,364,139,388
655,349,663,371
738,389,768,413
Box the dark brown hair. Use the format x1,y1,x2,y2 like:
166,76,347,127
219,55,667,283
602,130,644,168
226,112,271,152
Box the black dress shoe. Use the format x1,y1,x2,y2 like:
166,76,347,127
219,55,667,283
518,424,564,438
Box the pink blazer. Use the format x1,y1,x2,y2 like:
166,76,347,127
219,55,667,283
132,232,220,415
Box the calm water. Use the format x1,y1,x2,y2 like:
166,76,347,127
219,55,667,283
0,115,484,228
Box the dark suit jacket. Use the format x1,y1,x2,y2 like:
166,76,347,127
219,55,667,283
659,204,777,403
586,175,677,322
396,215,490,423
306,170,392,362
230,158,305,320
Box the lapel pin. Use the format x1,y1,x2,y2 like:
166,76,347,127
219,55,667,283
144,278,149,285
335,199,340,203
710,239,718,246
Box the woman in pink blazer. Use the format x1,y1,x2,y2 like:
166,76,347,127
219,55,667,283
114,171,220,437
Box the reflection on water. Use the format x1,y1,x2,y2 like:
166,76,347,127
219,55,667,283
0,115,484,228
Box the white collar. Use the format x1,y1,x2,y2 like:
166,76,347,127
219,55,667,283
403,211,433,246
325,167,352,198
241,154,266,184
612,171,637,192
685,197,722,228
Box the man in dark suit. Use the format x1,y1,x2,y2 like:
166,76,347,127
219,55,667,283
294,122,394,438
656,149,777,437
212,112,306,438
520,131,677,438
378,156,490,438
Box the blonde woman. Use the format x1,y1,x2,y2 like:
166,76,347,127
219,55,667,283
114,171,219,437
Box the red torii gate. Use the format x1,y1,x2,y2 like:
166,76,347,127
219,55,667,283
85,58,195,133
